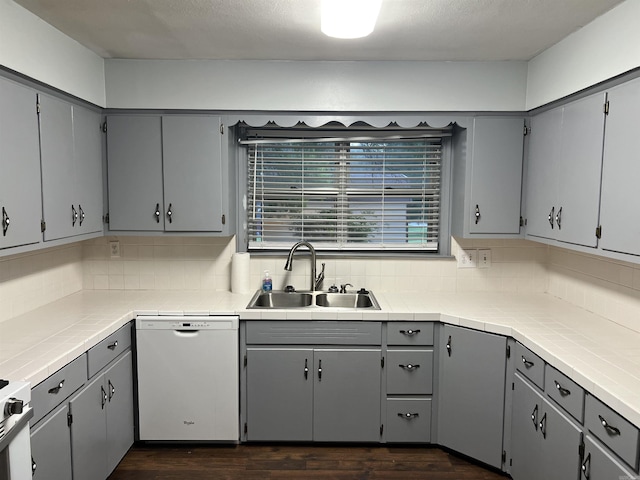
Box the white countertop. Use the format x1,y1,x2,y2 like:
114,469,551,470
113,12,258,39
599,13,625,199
1,289,639,429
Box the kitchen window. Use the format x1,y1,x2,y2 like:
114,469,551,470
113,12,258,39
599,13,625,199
242,127,450,253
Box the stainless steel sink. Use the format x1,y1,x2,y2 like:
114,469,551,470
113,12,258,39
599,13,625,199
246,290,380,310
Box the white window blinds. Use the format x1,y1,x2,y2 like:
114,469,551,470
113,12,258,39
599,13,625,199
245,137,442,251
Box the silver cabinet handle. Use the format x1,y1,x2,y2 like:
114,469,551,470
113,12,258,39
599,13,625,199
539,412,547,439
581,452,591,479
398,412,419,420
446,335,452,356
554,380,571,397
101,385,107,409
304,359,309,380
108,380,115,402
107,340,118,350
79,204,85,226
318,359,322,381
598,414,621,436
154,203,161,223
399,329,421,336
522,356,534,368
32,457,37,474
166,203,173,223
47,379,65,395
475,204,481,224
555,206,563,230
71,205,78,226
1,207,9,236
531,404,538,430
399,364,420,371
548,206,555,229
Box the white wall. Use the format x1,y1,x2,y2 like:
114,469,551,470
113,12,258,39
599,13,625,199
526,0,640,109
0,0,105,106
104,59,528,111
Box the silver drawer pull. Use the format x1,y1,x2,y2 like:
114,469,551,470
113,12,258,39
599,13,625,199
399,364,420,371
398,412,419,420
598,415,621,436
522,356,534,368
399,329,420,336
48,379,65,394
107,340,118,350
581,452,591,479
554,380,571,397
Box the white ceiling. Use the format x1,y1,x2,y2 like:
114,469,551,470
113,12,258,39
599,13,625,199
14,0,625,61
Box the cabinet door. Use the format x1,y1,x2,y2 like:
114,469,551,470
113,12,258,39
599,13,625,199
438,325,507,469
582,435,637,480
555,93,606,248
31,403,72,480
313,348,382,442
0,77,42,249
105,351,134,474
73,105,104,235
162,116,223,232
599,77,640,257
510,374,543,480
539,400,582,480
69,374,108,480
526,107,562,240
469,117,524,234
106,115,163,231
38,94,77,241
246,348,313,441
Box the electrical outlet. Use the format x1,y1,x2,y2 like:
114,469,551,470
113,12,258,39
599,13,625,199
457,249,477,268
110,240,120,258
478,249,492,268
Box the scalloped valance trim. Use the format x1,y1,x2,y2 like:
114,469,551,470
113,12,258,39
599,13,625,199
225,114,471,129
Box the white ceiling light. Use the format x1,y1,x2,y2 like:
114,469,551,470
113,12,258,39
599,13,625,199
321,0,383,39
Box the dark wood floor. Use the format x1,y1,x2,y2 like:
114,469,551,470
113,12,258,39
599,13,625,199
108,444,507,480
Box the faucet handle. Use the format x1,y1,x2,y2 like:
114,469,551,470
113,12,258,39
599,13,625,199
340,283,353,294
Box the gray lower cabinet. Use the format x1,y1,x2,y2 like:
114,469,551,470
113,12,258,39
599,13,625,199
437,324,507,469
511,373,583,480
69,350,134,480
0,76,42,250
30,403,73,480
245,346,382,442
581,435,638,480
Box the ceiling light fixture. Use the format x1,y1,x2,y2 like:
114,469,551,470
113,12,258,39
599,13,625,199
321,0,383,39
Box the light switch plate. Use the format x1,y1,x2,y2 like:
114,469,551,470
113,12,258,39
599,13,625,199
457,249,477,268
478,249,491,268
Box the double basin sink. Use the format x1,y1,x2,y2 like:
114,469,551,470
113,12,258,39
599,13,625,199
247,290,380,310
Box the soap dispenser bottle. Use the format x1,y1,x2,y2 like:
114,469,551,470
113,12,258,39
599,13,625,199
262,270,273,291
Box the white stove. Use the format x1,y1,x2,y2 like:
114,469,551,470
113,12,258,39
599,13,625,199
0,381,33,480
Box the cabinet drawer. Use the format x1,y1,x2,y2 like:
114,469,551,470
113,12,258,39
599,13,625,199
387,322,434,346
386,349,433,395
245,321,382,345
514,342,544,389
585,394,639,470
386,398,432,443
31,354,87,425
544,365,585,423
87,323,132,378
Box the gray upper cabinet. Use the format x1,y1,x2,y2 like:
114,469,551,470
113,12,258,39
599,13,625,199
39,95,104,241
469,117,525,234
106,115,163,231
106,114,228,233
525,92,606,248
599,77,640,257
0,77,42,250
452,117,525,237
437,324,507,469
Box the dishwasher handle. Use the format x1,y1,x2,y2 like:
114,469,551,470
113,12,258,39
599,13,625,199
173,330,200,337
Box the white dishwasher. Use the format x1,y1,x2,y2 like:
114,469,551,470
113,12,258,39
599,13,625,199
136,315,239,441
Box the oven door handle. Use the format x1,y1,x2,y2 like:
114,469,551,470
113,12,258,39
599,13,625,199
0,406,33,453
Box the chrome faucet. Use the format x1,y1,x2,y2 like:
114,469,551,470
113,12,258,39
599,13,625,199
284,241,324,291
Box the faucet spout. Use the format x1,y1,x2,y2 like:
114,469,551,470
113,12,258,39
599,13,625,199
284,241,318,291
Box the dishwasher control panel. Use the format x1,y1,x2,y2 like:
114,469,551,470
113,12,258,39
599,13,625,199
136,315,239,330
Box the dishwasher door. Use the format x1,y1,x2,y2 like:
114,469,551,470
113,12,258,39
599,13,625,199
136,316,239,441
